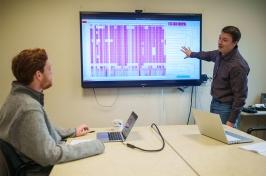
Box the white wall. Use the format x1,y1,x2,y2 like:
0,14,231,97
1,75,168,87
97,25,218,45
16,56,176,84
0,0,265,128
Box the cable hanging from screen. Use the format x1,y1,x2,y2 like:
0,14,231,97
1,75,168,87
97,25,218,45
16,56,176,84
193,86,197,124
93,88,119,107
160,88,166,124
186,86,194,125
124,123,165,152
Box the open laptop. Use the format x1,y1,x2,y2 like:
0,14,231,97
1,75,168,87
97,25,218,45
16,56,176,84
192,109,253,144
96,111,138,143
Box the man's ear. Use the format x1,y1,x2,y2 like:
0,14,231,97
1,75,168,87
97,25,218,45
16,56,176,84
35,70,43,81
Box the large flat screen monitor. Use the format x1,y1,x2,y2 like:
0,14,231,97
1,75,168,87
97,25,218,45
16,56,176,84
80,12,202,88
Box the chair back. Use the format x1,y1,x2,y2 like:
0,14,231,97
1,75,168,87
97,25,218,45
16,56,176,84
0,139,26,176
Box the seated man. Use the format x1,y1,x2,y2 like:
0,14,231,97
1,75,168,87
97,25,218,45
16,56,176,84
0,48,105,175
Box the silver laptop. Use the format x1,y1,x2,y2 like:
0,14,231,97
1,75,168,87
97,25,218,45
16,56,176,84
96,111,138,143
192,109,253,144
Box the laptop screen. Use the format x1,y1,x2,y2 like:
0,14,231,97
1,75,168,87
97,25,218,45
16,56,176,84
122,112,138,139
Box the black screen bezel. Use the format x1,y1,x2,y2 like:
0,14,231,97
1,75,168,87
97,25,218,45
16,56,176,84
80,11,202,88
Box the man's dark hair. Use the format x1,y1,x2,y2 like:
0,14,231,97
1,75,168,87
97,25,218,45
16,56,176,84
12,48,48,85
222,26,241,42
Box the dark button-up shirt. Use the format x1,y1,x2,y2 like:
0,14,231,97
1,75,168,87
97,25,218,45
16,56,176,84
191,47,250,123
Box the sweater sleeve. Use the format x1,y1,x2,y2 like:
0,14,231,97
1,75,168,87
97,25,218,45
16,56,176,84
190,50,219,62
55,127,76,138
11,110,105,166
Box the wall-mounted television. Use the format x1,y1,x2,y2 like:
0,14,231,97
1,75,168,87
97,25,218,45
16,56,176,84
80,11,202,88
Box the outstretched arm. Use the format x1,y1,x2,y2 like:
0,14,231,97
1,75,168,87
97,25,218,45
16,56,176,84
181,46,219,62
181,46,192,58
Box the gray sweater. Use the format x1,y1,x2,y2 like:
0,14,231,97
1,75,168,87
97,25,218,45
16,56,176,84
0,82,104,174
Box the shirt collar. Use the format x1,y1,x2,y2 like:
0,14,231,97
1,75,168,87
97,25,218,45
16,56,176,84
11,81,44,106
220,46,239,61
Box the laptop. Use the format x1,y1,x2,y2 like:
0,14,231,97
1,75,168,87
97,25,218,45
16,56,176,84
192,109,253,144
96,111,138,142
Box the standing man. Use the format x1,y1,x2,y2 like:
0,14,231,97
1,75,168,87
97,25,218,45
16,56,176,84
0,48,105,175
181,26,249,127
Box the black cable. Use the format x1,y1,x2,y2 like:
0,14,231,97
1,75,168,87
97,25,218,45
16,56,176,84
193,86,197,124
125,123,165,152
186,86,194,125
92,88,119,107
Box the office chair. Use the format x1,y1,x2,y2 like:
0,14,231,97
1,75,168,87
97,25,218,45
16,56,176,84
0,139,36,176
247,127,266,134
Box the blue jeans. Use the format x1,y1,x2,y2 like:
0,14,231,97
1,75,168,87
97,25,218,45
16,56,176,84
210,98,240,128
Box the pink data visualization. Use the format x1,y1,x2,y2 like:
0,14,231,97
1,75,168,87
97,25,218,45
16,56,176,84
89,25,166,77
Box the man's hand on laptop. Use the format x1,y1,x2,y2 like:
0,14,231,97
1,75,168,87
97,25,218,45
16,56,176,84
226,121,234,127
76,124,89,136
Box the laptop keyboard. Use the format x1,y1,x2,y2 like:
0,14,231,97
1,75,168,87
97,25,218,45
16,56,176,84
108,132,122,141
225,131,245,141
225,134,241,141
